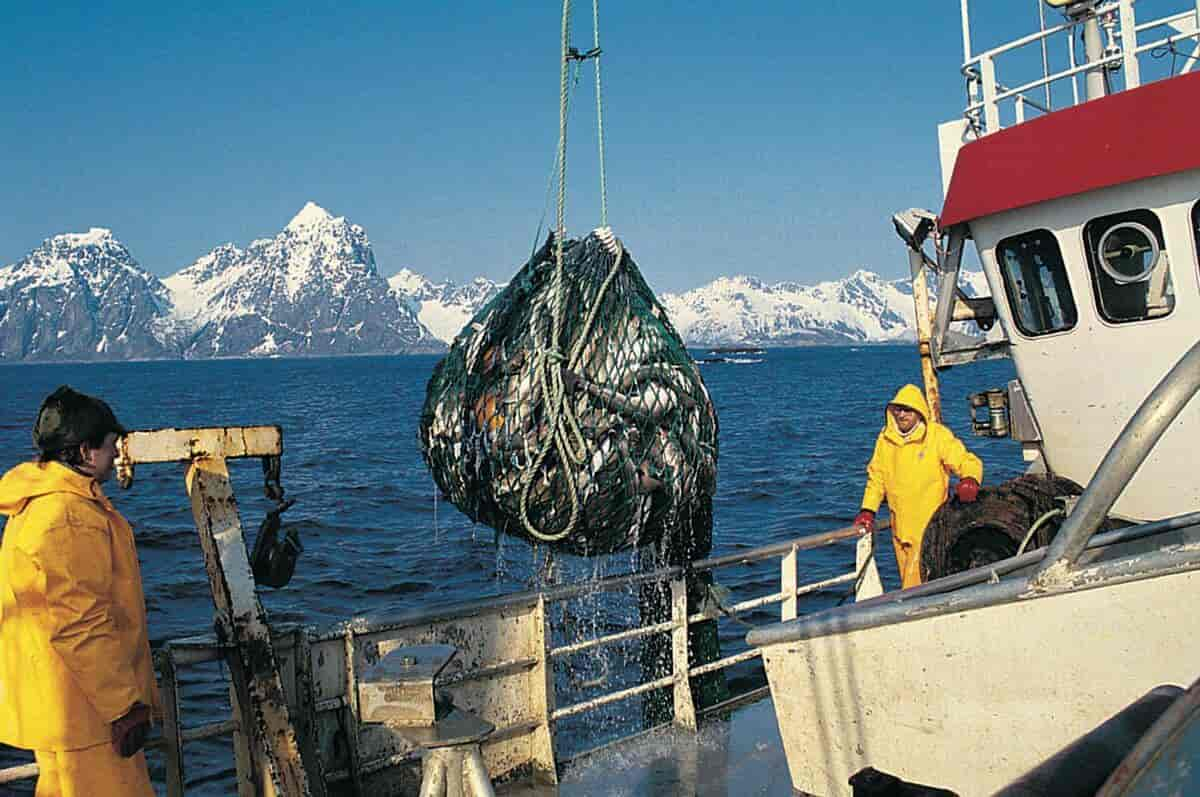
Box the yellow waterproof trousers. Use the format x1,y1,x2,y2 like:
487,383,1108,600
34,744,154,797
893,537,921,590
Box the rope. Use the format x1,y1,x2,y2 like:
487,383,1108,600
592,0,609,227
517,0,623,542
518,0,583,542
1017,507,1064,557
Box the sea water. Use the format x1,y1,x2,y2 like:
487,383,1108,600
0,347,1022,793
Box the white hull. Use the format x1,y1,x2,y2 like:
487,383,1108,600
760,563,1200,795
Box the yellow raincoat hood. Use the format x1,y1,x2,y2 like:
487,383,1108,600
0,461,158,752
882,384,931,443
861,385,982,588
0,460,103,517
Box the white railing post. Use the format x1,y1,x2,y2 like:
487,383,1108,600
530,595,558,783
669,578,697,731
855,534,885,602
781,544,799,621
1015,94,1026,124
980,55,1000,132
1119,0,1141,88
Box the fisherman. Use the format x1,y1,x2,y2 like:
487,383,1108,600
0,386,158,797
853,384,982,589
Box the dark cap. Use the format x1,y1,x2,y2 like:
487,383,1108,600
33,385,128,454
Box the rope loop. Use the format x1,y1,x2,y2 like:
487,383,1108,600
515,0,617,543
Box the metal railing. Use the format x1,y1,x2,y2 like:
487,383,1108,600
0,522,886,792
962,0,1200,134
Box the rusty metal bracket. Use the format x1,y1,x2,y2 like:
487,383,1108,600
114,426,320,797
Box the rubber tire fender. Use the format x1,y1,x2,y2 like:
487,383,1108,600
919,474,1084,582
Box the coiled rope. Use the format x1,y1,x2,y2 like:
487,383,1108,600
518,0,621,542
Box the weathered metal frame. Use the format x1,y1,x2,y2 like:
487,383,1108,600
123,425,316,797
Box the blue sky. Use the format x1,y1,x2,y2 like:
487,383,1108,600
0,1,1150,292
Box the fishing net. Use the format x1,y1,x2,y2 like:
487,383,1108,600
420,227,718,556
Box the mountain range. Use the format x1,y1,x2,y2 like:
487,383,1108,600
0,204,990,361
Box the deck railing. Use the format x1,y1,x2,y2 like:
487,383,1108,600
0,522,886,793
963,0,1200,134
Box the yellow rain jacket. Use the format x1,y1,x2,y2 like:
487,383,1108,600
0,461,158,752
861,385,983,589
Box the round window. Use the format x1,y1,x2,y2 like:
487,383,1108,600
1097,222,1159,284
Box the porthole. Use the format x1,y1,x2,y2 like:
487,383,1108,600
1096,221,1159,285
1082,209,1173,323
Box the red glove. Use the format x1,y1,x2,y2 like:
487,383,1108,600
956,477,980,503
853,509,876,532
112,703,151,758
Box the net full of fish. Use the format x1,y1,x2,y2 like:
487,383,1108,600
420,228,718,556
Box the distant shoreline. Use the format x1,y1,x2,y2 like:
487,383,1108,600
0,341,916,367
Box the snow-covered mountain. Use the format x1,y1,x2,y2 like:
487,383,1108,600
0,229,179,361
163,203,443,357
0,204,995,361
388,270,504,342
658,268,991,346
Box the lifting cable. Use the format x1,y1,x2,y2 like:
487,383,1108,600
518,0,620,542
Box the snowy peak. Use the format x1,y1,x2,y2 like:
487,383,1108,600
0,229,178,361
57,227,115,248
389,272,504,342
285,201,336,233
161,204,441,357
658,269,972,346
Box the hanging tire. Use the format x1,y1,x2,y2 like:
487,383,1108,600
919,474,1084,582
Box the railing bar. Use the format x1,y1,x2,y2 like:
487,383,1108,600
1134,30,1200,54
992,55,1123,103
688,648,762,678
551,674,676,720
963,8,1112,63
552,573,859,659
682,572,858,626
1133,10,1198,33
0,764,38,784
694,524,881,571
703,591,786,618
303,525,889,641
180,718,240,743
551,620,676,658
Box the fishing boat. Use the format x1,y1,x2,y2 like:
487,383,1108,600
4,2,1200,796
748,0,1200,793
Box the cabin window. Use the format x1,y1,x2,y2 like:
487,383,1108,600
995,230,1078,336
1083,210,1174,323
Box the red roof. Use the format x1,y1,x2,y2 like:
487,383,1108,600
940,70,1200,228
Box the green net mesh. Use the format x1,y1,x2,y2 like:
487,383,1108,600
420,228,719,556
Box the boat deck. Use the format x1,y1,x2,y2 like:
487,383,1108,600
501,694,791,797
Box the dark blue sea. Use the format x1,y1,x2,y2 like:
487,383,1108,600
0,347,1023,794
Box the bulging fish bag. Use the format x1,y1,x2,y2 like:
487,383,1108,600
420,228,718,556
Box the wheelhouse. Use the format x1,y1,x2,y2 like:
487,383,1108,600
916,1,1200,521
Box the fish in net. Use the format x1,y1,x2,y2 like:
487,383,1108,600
420,227,718,556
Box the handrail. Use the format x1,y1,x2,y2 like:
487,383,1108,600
1035,339,1200,580
958,1,1200,135
0,520,884,790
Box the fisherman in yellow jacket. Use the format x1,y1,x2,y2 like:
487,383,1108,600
853,384,983,589
0,386,158,797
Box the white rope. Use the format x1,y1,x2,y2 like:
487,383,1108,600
593,0,609,227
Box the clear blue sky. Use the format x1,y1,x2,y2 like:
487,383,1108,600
0,1,1099,292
